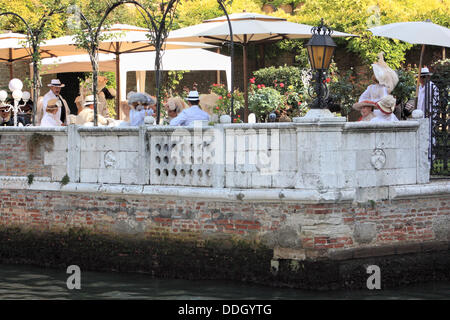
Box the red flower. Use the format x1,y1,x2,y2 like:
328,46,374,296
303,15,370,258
237,115,240,118
298,101,302,105
250,77,255,84
274,83,278,87
261,84,265,88
227,93,231,98
257,84,261,89
326,78,331,83
279,83,284,88
218,96,223,100
216,106,220,110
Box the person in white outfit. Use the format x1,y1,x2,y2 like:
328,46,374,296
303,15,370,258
370,95,399,122
40,99,63,127
358,52,399,103
125,92,156,126
417,67,439,115
169,91,210,126
38,79,71,126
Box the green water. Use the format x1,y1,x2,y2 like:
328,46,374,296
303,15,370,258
0,264,448,300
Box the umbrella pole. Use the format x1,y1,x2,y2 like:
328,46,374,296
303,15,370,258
216,48,221,85
243,37,248,123
115,51,121,120
9,49,13,79
415,44,425,106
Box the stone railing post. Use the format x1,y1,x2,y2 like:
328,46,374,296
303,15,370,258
139,125,150,184
67,124,81,183
415,117,431,184
293,109,346,190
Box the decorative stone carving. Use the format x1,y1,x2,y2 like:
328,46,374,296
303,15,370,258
104,150,117,168
370,148,386,170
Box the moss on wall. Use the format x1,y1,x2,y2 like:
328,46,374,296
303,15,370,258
0,226,274,284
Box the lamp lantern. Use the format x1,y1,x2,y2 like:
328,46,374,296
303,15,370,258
306,19,337,109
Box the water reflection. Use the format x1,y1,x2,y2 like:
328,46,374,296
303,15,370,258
0,264,448,300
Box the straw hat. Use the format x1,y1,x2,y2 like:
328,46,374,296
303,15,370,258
84,95,95,106
419,67,433,77
376,95,396,114
46,98,61,111
186,90,200,101
48,79,65,87
166,97,186,113
371,52,399,93
352,100,377,111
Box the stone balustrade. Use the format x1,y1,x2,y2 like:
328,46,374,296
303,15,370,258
0,112,430,194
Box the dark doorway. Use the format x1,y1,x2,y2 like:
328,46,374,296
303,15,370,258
57,72,85,115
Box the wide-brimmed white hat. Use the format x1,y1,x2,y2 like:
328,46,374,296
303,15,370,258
186,90,200,101
419,67,433,76
48,79,65,87
84,95,95,106
371,53,399,93
376,95,396,114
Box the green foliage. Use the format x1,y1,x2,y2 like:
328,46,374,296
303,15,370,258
27,174,34,185
293,0,449,68
431,59,450,89
391,67,416,105
275,39,310,68
328,68,356,116
60,174,70,186
162,70,188,98
252,65,303,95
248,85,286,122
209,83,244,120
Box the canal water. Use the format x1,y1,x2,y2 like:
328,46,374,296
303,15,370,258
0,264,449,300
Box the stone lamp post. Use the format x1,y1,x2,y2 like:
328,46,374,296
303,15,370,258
0,78,31,126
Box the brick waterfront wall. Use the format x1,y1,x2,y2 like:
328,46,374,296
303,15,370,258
0,134,52,178
0,186,448,260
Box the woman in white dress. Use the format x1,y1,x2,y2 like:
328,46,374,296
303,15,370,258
40,99,63,127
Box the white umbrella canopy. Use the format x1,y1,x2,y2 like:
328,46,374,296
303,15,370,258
167,12,355,121
39,24,217,115
369,21,450,47
168,12,353,42
369,21,450,99
37,48,232,98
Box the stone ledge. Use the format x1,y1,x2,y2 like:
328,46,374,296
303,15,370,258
327,241,449,261
0,177,448,203
390,181,450,199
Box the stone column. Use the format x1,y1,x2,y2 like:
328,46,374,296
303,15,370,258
293,109,347,190
67,124,81,183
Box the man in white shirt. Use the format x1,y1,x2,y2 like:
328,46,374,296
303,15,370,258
417,67,439,115
169,91,210,126
38,79,70,125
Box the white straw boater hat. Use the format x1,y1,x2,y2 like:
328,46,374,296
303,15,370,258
371,52,399,93
419,67,433,77
376,95,396,114
48,79,65,87
84,95,95,106
186,90,200,101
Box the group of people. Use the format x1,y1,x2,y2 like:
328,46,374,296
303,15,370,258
2,53,436,128
30,78,210,127
352,52,436,123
